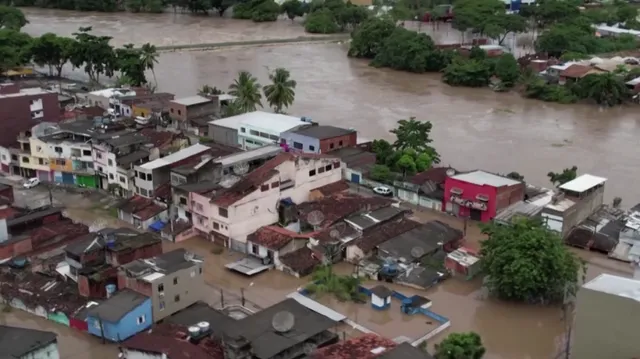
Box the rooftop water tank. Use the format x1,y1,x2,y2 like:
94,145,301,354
188,326,200,336
197,321,210,333
105,284,116,298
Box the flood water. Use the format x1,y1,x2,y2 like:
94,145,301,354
9,8,640,358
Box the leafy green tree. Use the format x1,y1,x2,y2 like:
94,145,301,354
443,58,492,88
69,27,117,86
533,0,581,29
252,0,281,22
415,152,432,172
116,44,147,86
372,27,435,73
396,154,417,177
281,0,304,20
435,332,486,359
577,73,629,107
0,29,31,75
29,33,75,77
524,77,577,104
348,17,396,59
222,100,244,117
390,117,440,163
0,5,27,30
535,23,590,58
211,0,236,16
369,164,392,182
494,53,519,87
505,171,524,181
371,139,394,164
305,8,339,33
228,71,263,113
547,166,578,187
336,4,369,30
263,67,297,113
480,218,584,303
453,0,526,42
198,85,225,96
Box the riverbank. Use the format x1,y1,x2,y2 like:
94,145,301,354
154,34,351,52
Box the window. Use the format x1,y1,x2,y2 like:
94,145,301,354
196,203,203,211
198,216,204,225
219,207,228,218
22,157,29,163
199,267,203,274
309,169,316,176
38,158,44,165
99,167,104,173
178,110,181,115
158,283,164,292
241,127,246,133
250,130,259,136
10,155,17,161
259,132,270,139
159,301,165,311
180,197,187,205
171,108,174,113
109,174,114,180
280,139,286,144
108,159,113,166
330,143,335,149
173,277,178,285
147,174,152,181
293,142,303,150
269,135,279,141
251,244,259,255
119,176,125,183
97,153,102,159
309,145,315,151
261,184,269,192
55,159,65,165
339,140,343,146
137,315,146,325
213,222,220,230
138,172,145,179
93,319,101,330
325,165,332,171
174,294,180,302
140,188,149,196
333,162,341,168
54,146,62,153
318,167,325,174
271,181,280,188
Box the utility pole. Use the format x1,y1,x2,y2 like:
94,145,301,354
48,187,53,206
220,289,224,308
240,288,246,307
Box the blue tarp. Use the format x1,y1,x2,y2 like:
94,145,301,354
148,220,166,232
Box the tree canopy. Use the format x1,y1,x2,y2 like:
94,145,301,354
0,5,28,30
435,332,486,359
480,218,585,303
263,67,297,113
547,166,578,187
452,0,527,44
390,117,440,163
228,71,263,113
347,17,396,59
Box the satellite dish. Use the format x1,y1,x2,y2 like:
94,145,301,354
446,168,456,177
307,210,325,227
272,311,295,333
233,162,250,175
411,246,425,259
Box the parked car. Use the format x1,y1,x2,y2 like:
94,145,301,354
373,186,393,197
23,178,40,189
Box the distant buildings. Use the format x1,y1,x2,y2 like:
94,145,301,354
0,325,59,359
280,125,357,154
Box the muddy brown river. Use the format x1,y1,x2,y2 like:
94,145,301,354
12,8,640,358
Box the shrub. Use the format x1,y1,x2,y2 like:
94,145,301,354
305,8,339,34
251,0,281,22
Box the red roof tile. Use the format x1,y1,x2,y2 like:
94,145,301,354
311,180,350,196
117,196,166,221
247,226,301,250
559,64,592,79
297,193,393,228
279,247,320,276
312,334,397,359
351,218,422,253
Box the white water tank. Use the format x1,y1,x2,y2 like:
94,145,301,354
197,321,210,332
188,326,200,336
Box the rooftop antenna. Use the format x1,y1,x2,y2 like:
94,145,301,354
411,246,425,259
307,210,325,230
233,162,250,175
271,311,295,333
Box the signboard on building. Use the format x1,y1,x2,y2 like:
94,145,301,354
450,195,488,211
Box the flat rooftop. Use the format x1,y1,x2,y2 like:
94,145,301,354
0,87,52,98
139,143,210,170
216,145,283,167
291,125,355,139
583,274,640,301
451,170,520,187
559,174,607,193
121,248,203,281
211,111,306,134
171,95,211,106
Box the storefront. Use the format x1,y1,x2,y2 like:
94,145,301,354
75,174,97,188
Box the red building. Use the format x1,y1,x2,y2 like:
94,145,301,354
284,125,357,154
444,170,525,222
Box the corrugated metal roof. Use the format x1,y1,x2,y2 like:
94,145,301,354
451,170,520,187
286,292,346,321
559,174,607,193
139,144,210,170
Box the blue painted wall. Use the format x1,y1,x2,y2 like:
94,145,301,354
86,297,152,342
280,131,320,153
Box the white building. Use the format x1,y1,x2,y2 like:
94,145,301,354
208,111,310,150
81,88,137,113
0,325,59,359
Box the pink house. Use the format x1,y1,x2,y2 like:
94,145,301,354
189,152,343,252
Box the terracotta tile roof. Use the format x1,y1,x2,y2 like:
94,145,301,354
154,183,172,201
559,64,592,79
212,152,294,207
121,323,223,359
351,218,422,253
297,193,393,228
279,247,320,276
408,167,454,185
247,226,312,251
312,180,350,196
117,196,166,221
312,333,397,359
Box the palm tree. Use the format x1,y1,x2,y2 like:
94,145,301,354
228,71,263,113
140,43,159,87
579,73,629,107
198,85,224,96
263,68,297,113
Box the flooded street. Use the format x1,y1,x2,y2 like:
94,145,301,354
6,9,640,359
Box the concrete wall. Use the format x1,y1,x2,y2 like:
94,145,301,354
572,286,640,359
150,263,204,322
319,132,357,153
281,132,320,153
209,123,239,148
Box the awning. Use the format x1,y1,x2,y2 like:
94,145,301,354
148,220,166,232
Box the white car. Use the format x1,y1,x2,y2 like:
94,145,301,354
23,178,40,189
373,186,393,197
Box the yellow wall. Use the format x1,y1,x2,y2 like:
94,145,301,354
49,157,73,172
132,105,154,118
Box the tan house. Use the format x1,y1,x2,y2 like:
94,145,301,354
572,274,640,359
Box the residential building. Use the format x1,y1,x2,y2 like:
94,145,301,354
281,125,357,153
190,152,342,251
208,111,309,150
312,333,398,359
329,145,377,184
246,226,312,268
445,246,481,280
394,167,457,211
541,174,607,238
81,87,137,111
118,93,175,118
444,170,525,222
309,180,350,201
572,274,640,359
0,325,59,359
346,217,422,262
134,144,211,198
219,298,338,359
168,96,218,133
85,289,152,342
25,125,58,181
118,249,204,322
117,196,169,230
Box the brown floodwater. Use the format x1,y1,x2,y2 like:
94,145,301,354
13,9,640,358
